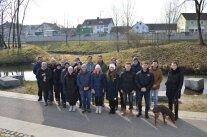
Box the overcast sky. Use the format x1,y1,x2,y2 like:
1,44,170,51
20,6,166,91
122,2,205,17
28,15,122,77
23,0,196,26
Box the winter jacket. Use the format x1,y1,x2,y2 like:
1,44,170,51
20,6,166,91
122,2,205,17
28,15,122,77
86,62,95,73
91,72,106,97
105,73,119,100
36,68,52,90
63,73,78,102
150,66,163,90
119,70,136,92
135,69,154,92
165,67,184,98
131,63,142,74
77,71,91,91
33,62,41,75
53,69,62,84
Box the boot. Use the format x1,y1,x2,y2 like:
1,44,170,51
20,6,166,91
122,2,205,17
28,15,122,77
96,106,99,114
121,109,126,116
69,106,72,112
72,105,76,112
98,106,102,114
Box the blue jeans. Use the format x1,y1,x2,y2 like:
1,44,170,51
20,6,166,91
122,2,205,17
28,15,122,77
150,89,159,108
80,91,91,110
136,91,150,114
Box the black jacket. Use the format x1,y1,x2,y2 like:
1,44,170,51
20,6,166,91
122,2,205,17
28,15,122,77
53,69,62,84
165,67,184,97
135,69,154,92
63,73,78,102
36,68,52,90
119,70,136,92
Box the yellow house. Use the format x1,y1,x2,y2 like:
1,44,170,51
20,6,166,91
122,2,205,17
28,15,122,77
177,13,207,33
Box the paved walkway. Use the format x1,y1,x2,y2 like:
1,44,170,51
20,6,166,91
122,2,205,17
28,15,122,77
0,90,207,137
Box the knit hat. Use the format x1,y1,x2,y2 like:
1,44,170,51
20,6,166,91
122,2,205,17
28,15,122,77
95,64,101,69
68,66,73,72
81,64,87,68
133,57,139,61
109,64,116,70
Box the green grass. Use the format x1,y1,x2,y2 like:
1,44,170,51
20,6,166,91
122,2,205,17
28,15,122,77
0,45,48,66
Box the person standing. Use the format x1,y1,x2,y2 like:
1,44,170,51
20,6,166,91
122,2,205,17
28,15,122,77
165,61,184,120
61,62,70,84
36,62,52,106
91,64,106,114
119,63,136,116
149,60,163,109
63,67,78,112
105,64,119,114
116,59,124,110
131,57,142,74
54,64,66,107
77,64,92,113
74,62,82,108
135,62,154,119
33,56,43,101
96,55,108,74
48,57,57,102
86,55,95,73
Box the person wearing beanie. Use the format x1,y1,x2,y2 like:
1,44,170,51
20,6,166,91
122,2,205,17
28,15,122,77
63,67,78,112
53,64,66,107
105,64,119,114
77,64,92,113
91,64,106,114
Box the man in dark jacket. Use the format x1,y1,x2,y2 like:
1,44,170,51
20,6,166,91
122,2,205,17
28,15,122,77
135,62,154,119
33,56,43,101
48,58,57,102
61,62,70,84
165,62,184,120
77,64,92,113
96,55,108,74
54,64,66,107
131,57,142,74
119,62,136,116
36,62,52,106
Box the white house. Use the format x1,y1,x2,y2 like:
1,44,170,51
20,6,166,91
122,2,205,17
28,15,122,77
34,23,62,36
132,21,149,33
81,18,114,34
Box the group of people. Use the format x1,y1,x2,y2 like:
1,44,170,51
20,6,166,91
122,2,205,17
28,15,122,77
33,55,184,120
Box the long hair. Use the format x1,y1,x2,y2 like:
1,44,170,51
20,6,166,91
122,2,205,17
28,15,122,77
106,69,117,81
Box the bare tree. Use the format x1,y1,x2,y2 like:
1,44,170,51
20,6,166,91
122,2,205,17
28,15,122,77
111,6,121,52
122,0,136,47
164,0,182,41
182,0,207,46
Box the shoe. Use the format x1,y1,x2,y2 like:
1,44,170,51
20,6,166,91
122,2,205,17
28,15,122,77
145,114,149,119
136,113,142,117
44,102,48,106
98,106,102,114
69,106,72,112
63,103,66,108
121,109,126,116
57,101,60,106
72,106,76,112
95,106,99,114
129,109,133,115
175,116,178,121
38,98,42,101
82,109,86,113
87,109,91,113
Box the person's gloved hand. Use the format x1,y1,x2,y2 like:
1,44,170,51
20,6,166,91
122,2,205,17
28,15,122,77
176,91,181,99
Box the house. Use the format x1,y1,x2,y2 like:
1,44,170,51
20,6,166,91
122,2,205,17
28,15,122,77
132,21,149,33
80,18,114,34
34,22,62,36
146,24,177,33
177,13,207,33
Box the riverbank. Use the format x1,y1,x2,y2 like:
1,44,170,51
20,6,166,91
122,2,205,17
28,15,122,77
0,41,207,75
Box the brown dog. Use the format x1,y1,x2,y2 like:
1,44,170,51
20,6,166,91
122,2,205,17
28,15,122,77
152,105,175,126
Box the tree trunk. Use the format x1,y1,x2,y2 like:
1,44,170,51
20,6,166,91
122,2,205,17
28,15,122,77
16,0,21,48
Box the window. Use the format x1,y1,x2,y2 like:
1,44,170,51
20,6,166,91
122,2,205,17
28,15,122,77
97,26,100,29
191,21,194,25
104,24,108,27
136,26,139,30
